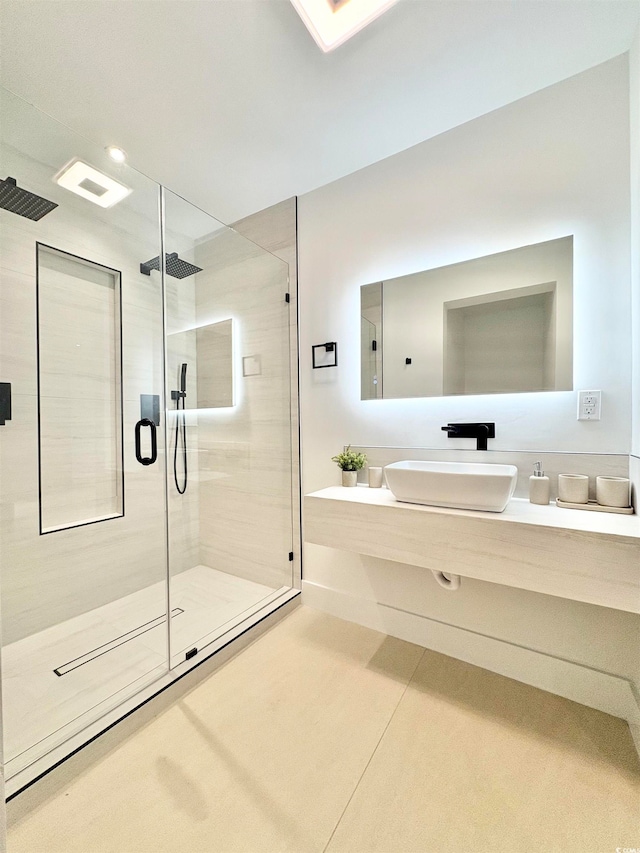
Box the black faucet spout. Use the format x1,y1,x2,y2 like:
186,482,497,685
476,424,490,451
441,422,495,451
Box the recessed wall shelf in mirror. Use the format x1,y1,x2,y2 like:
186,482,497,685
196,318,234,408
360,236,573,400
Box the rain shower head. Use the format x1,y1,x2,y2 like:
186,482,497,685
140,252,202,279
0,177,58,221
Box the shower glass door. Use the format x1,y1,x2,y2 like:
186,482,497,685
1,87,297,790
162,190,294,668
0,89,170,781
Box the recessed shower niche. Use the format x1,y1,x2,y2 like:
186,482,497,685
36,243,124,533
360,236,573,399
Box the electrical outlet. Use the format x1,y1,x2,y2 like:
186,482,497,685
577,389,601,421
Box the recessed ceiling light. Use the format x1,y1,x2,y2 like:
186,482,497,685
106,146,127,163
290,0,398,52
54,159,131,208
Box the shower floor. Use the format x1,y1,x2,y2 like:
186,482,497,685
2,565,280,773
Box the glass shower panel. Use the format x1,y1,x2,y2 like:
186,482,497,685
162,189,294,667
0,89,169,779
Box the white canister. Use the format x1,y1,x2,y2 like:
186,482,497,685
596,476,630,508
557,473,589,504
368,467,383,488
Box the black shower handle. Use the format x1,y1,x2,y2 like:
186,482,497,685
135,418,157,466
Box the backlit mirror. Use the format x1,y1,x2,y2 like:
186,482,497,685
168,318,234,410
360,236,573,400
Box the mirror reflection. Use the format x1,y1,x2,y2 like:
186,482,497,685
361,236,573,400
168,318,234,410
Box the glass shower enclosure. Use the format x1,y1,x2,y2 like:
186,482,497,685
0,88,298,792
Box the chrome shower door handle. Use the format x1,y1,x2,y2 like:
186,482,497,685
135,418,157,466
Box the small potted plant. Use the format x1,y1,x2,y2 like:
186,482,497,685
332,446,367,487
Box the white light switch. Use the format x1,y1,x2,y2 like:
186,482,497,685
577,389,601,421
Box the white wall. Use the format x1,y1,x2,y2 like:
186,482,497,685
298,56,639,714
300,57,631,471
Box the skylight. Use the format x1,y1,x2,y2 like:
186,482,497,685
290,0,398,52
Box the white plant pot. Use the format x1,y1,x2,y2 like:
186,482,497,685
342,470,358,487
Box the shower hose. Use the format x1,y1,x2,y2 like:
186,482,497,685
173,394,187,494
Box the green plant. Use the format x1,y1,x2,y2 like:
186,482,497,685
331,446,367,471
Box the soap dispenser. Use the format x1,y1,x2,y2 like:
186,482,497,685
529,461,550,505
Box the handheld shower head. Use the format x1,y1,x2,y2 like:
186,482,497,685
173,363,188,495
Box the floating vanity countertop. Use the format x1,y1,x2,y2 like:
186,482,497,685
306,486,640,537
304,487,640,614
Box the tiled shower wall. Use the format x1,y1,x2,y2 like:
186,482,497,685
165,270,200,578
193,198,297,591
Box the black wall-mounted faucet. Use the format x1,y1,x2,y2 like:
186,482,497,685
441,422,495,451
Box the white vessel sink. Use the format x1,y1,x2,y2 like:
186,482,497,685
384,460,518,512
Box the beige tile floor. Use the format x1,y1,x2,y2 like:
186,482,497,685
7,606,640,853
